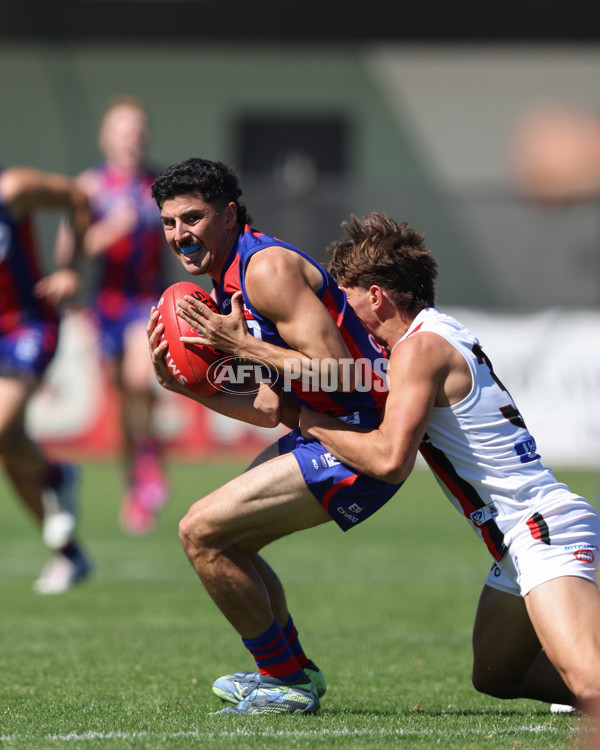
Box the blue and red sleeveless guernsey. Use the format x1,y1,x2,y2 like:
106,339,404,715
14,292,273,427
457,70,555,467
213,225,388,424
0,183,58,334
87,164,165,319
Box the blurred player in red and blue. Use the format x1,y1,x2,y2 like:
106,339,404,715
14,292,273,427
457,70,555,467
56,96,171,534
146,158,403,715
0,165,92,594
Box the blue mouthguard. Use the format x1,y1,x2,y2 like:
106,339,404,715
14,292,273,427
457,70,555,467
180,243,202,256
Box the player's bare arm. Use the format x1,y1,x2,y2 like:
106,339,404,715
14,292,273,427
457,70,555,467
147,307,281,428
0,167,90,305
1,168,85,217
300,332,460,482
178,246,355,390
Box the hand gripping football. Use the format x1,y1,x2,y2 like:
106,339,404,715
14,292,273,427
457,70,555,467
156,281,222,396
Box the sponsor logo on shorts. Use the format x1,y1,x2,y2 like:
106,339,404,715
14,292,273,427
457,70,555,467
564,542,598,552
338,411,360,425
573,548,596,564
470,503,498,527
337,507,360,524
319,452,340,469
348,503,364,514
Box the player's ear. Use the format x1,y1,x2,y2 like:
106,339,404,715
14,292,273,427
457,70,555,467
369,285,385,310
223,201,238,229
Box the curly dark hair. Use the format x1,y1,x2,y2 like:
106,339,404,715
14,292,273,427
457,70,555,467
151,158,251,227
327,212,438,312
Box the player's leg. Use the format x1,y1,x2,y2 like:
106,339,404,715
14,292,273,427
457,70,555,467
213,435,327,703
0,375,46,521
120,317,168,533
212,435,326,705
239,441,296,627
104,309,166,534
525,576,600,712
0,373,74,538
180,451,329,634
122,318,160,449
248,438,324,680
0,374,91,593
179,451,329,714
472,583,576,705
211,548,327,705
245,440,281,470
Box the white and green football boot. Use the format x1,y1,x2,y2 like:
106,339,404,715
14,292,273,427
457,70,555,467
213,660,326,704
218,676,320,715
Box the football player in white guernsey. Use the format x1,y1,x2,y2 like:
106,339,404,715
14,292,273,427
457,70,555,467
300,211,600,736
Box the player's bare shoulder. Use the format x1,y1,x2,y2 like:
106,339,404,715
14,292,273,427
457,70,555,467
245,246,321,316
392,330,471,407
246,245,299,279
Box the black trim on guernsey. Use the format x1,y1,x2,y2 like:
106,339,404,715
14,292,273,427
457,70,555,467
421,435,507,561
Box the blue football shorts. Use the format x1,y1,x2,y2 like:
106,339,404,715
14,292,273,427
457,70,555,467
278,426,403,531
0,321,58,379
96,298,153,358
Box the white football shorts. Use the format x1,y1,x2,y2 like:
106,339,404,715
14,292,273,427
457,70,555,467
484,496,600,597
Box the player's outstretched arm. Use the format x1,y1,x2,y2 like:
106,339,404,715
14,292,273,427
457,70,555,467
300,332,445,482
147,307,282,428
0,167,90,305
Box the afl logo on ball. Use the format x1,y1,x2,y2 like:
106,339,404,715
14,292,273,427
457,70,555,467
206,356,279,395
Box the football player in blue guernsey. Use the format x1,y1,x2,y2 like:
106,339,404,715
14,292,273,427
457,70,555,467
0,166,92,594
146,157,402,715
299,211,600,732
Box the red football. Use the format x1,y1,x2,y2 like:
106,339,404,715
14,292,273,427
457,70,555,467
156,281,223,396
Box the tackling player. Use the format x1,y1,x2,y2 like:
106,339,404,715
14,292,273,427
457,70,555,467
300,211,600,725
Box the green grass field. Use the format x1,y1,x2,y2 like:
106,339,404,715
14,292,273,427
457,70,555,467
1,461,596,749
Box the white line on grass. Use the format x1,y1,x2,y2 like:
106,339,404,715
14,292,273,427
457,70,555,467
0,724,576,743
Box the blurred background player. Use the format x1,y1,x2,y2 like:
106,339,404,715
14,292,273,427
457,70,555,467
55,96,171,535
509,102,600,202
0,165,92,594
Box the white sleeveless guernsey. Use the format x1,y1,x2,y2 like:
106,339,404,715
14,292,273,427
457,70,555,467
401,307,586,561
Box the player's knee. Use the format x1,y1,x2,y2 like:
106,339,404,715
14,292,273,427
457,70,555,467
122,377,152,403
179,510,206,558
565,669,600,706
178,504,220,559
471,668,518,699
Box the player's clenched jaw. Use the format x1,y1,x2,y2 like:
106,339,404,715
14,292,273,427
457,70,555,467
159,194,239,280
